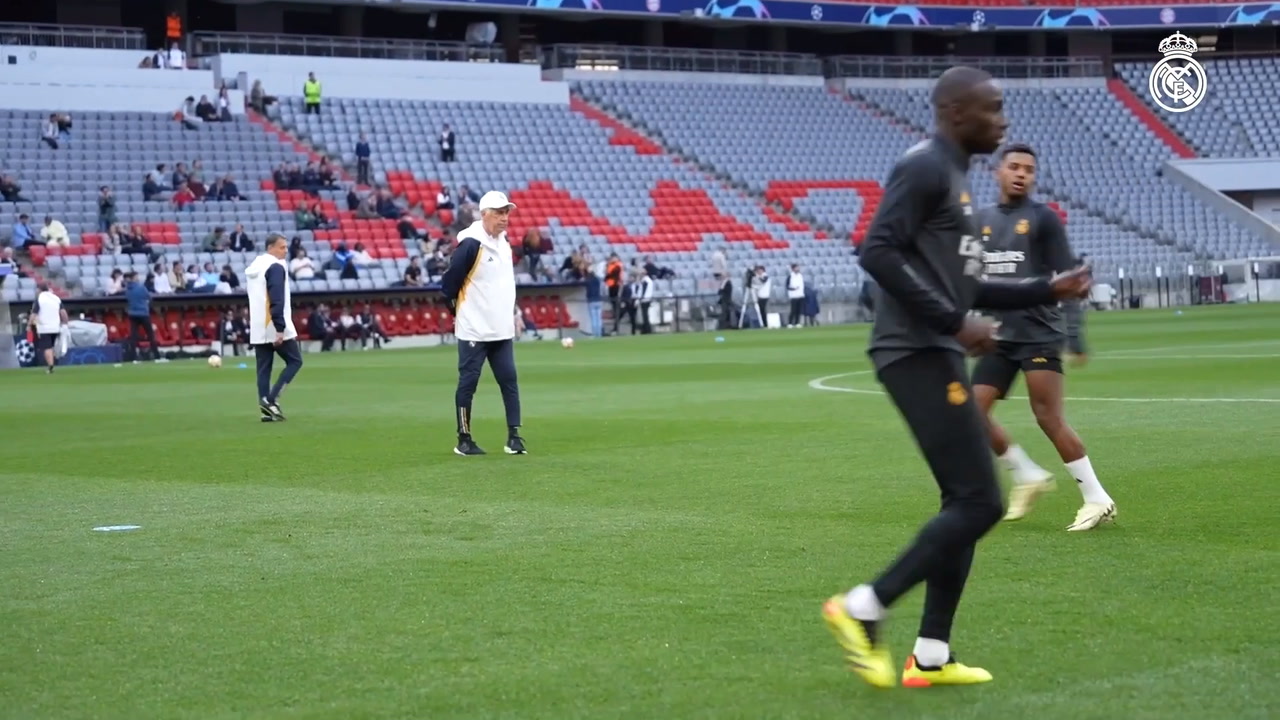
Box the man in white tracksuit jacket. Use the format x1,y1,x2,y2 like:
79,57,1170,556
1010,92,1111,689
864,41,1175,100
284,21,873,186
440,191,527,456
245,233,302,421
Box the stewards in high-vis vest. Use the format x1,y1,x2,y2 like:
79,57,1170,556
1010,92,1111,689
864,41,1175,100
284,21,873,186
303,72,322,115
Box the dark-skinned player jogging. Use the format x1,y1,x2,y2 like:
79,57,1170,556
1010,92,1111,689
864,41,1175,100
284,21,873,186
819,67,1092,690
972,143,1117,531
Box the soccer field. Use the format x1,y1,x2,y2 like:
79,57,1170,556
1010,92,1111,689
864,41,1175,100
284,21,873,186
3,304,1278,720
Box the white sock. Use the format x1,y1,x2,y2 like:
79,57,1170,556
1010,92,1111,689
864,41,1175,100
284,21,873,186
913,638,950,668
1065,456,1112,505
999,445,1047,485
843,584,885,622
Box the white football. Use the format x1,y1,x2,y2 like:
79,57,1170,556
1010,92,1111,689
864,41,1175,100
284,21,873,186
561,337,575,349
208,354,223,368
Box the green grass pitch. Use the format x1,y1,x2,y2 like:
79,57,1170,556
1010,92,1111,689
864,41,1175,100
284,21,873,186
2,304,1278,719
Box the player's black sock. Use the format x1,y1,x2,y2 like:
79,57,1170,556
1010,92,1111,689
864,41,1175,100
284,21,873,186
508,425,520,438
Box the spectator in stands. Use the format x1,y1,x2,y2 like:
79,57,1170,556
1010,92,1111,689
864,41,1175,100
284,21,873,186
337,306,364,349
172,163,189,189
401,256,424,287
173,182,196,211
41,114,60,150
605,253,624,334
352,242,375,268
307,305,339,351
356,193,380,220
167,42,186,70
304,72,322,115
327,242,357,279
318,158,337,188
56,113,72,144
520,229,547,277
249,80,276,114
229,223,253,251
457,184,480,207
184,264,203,290
288,236,303,260
436,186,455,217
643,255,675,280
199,262,221,289
358,303,390,349
346,185,362,212
439,123,456,162
40,215,70,247
124,225,154,258
142,173,162,201
2,175,31,203
96,186,117,233
301,162,323,195
177,97,200,131
560,245,587,281
168,261,186,293
100,224,120,254
195,95,218,123
425,246,448,282
710,246,728,278
217,87,233,122
289,249,316,280
216,175,243,201
189,160,208,198
148,165,170,190
107,268,125,295
272,164,289,190
375,190,401,221
219,264,240,291
151,262,173,294
397,211,423,244
151,45,168,69
203,227,228,252
11,214,36,248
313,201,338,230
219,310,247,356
355,134,371,186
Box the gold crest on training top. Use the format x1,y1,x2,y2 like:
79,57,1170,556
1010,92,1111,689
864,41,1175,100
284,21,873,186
1015,219,1030,235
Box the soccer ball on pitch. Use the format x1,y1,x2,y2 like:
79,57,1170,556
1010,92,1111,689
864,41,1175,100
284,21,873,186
561,337,575,349
208,354,223,368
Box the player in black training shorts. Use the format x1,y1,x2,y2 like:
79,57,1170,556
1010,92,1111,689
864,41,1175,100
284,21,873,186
971,144,1117,532
821,68,1092,690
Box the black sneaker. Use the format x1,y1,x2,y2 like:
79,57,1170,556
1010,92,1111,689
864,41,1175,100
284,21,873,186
454,435,486,456
504,434,528,455
260,397,285,421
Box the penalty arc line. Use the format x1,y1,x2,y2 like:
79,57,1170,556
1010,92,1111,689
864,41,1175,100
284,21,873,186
807,371,1280,404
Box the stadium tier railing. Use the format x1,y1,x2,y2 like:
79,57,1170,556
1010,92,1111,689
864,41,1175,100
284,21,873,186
0,22,146,50
544,44,824,77
825,55,1105,80
189,31,514,64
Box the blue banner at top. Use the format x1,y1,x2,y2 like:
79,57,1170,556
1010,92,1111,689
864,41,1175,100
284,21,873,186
415,0,1280,29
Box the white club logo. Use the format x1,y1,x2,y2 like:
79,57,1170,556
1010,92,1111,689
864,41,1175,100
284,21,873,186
810,5,823,20
1148,32,1207,113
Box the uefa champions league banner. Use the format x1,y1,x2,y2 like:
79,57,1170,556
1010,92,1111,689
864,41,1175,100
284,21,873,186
403,0,1280,29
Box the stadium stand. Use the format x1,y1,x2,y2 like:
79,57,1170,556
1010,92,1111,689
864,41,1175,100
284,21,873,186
575,77,1274,280
269,94,864,301
1117,57,1280,159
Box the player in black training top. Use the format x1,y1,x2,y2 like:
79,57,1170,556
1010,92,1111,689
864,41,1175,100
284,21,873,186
971,144,1117,532
820,67,1092,690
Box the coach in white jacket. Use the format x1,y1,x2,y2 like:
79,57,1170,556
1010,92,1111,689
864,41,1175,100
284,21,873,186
440,191,527,457
786,263,806,328
245,233,302,421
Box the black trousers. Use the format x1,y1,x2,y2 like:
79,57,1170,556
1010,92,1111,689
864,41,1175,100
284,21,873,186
254,340,303,403
788,298,803,326
871,350,1004,643
356,158,370,186
127,315,157,361
305,102,320,115
638,301,653,334
757,299,768,326
456,338,521,435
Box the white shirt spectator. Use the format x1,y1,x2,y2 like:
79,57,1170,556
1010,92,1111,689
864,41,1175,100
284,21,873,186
32,290,64,334
106,275,124,295
638,275,655,302
340,310,355,328
41,219,70,246
352,248,375,267
167,45,186,70
153,272,173,294
755,273,772,300
787,270,805,299
290,255,316,280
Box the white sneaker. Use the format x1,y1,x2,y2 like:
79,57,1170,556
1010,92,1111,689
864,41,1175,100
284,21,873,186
1066,502,1117,532
1003,472,1055,521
